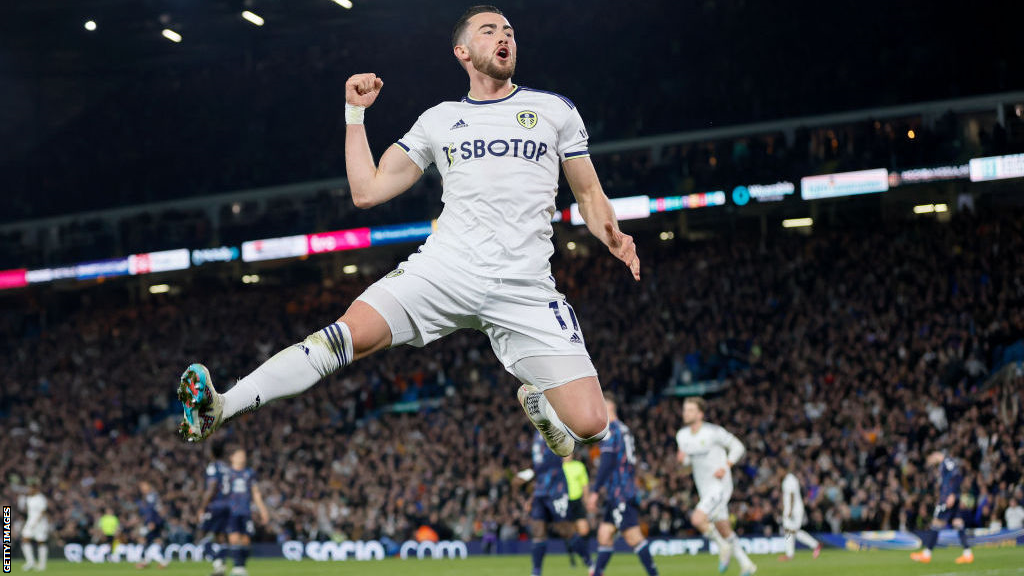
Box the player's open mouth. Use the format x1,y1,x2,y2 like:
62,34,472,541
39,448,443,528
496,47,509,59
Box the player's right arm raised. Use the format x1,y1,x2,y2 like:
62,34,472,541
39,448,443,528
344,73,423,209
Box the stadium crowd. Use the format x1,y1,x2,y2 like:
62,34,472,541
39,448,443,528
2,209,1024,548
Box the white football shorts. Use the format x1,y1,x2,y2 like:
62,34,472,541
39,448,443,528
695,483,732,522
357,252,595,389
22,519,49,542
782,509,805,532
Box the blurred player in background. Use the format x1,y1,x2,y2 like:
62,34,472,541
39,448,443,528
778,462,821,561
225,448,270,576
563,452,592,568
135,480,170,569
197,442,233,576
586,395,659,576
97,507,120,546
519,431,592,575
19,480,49,572
675,397,756,576
177,5,640,466
910,450,974,565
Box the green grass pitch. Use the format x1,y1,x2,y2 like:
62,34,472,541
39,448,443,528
18,547,1024,575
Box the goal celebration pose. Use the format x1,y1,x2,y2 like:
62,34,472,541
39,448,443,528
176,5,640,464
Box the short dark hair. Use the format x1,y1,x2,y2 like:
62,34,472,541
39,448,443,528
452,5,504,47
684,396,706,412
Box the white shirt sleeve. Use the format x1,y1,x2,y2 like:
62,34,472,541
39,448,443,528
675,429,690,465
395,114,434,171
556,106,590,161
716,426,746,465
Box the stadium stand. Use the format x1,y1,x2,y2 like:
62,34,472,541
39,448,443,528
3,209,1022,545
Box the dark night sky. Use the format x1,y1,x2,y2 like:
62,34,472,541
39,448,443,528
2,0,1017,127
0,0,1018,216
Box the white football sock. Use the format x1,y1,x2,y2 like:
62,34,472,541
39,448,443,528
785,532,796,557
147,543,165,563
727,533,754,570
37,543,47,569
21,542,36,566
223,322,354,420
704,525,729,550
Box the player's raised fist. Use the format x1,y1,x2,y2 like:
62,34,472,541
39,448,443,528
345,73,384,107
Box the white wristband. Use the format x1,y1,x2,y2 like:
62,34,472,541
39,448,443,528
345,103,365,125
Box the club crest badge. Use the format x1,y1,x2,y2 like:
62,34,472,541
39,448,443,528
517,110,538,129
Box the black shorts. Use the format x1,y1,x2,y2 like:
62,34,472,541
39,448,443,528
933,499,960,525
601,500,639,531
567,498,587,521
143,521,165,545
201,507,231,535
228,514,255,537
531,494,570,523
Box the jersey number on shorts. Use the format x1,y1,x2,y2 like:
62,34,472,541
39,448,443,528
553,495,569,517
612,502,627,528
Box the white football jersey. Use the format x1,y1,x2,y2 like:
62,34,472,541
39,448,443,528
396,84,590,279
782,473,805,516
23,493,47,531
675,422,745,494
